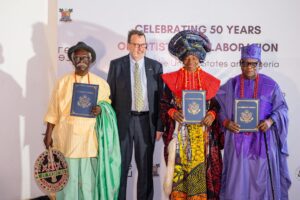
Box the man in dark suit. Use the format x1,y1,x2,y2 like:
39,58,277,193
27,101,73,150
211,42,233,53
107,29,163,200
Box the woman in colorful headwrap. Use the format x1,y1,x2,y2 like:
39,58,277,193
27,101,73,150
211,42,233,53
160,30,223,200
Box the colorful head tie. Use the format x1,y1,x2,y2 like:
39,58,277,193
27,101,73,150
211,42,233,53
168,30,211,63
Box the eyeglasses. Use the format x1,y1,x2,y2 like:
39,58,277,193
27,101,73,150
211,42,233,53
129,43,147,49
240,61,259,68
73,55,91,63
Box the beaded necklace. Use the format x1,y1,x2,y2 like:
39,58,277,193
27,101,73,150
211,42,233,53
174,67,203,108
183,67,202,90
239,74,259,98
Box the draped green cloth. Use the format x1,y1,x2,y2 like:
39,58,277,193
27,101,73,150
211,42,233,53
94,101,121,200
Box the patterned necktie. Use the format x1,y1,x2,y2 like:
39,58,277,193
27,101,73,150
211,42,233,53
134,62,144,111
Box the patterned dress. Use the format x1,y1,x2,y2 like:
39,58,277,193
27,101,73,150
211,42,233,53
161,67,223,200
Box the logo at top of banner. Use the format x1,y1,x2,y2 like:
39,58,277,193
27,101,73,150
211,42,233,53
59,8,73,22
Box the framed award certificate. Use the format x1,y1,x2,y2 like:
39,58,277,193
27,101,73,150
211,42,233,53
234,99,259,132
70,83,99,118
182,90,206,123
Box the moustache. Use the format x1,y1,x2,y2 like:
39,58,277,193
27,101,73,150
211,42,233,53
75,63,88,70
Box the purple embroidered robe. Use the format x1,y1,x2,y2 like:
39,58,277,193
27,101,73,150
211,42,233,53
216,74,291,200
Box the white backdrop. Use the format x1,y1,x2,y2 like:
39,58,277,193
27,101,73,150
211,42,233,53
1,0,300,199
0,0,57,199
56,1,300,200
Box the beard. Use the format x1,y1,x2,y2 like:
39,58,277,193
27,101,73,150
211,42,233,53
75,63,88,71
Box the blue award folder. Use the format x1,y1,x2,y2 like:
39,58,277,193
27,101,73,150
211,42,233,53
234,99,259,132
182,90,206,123
70,83,99,118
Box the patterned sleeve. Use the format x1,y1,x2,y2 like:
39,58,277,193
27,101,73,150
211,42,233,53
160,84,176,164
160,85,174,127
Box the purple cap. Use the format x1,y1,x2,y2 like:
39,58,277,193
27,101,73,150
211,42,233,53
241,44,261,61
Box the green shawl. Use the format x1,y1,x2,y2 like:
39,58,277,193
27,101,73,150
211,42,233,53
94,101,121,200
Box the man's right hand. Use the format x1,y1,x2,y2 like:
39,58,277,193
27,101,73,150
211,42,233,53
225,120,240,133
44,123,55,149
43,135,53,149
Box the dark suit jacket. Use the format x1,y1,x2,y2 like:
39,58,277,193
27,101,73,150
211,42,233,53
107,55,163,143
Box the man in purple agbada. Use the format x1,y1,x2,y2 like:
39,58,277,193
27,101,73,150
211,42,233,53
216,44,291,200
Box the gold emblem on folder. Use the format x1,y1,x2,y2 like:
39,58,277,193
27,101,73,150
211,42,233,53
240,110,254,123
187,102,201,115
77,95,91,109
